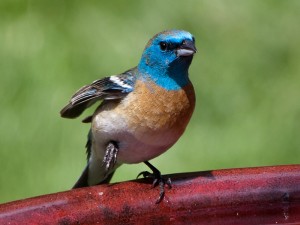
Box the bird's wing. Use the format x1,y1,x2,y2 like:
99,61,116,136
60,68,136,119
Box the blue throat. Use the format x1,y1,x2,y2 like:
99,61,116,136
137,57,192,91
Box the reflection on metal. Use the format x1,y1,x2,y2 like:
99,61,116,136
1,165,300,225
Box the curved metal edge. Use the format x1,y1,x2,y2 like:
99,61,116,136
0,165,300,225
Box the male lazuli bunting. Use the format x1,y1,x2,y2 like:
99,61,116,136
60,30,196,203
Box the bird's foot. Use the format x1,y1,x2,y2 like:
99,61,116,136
102,141,119,173
137,161,172,204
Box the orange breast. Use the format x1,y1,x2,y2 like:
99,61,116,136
118,80,195,138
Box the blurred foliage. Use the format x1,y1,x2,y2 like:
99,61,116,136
0,0,299,203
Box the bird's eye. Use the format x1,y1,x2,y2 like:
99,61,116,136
182,40,186,45
159,42,167,51
192,37,195,42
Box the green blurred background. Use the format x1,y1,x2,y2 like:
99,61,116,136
1,0,299,204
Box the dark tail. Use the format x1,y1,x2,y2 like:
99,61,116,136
72,165,89,189
72,166,116,189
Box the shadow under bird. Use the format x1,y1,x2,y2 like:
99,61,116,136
60,30,197,203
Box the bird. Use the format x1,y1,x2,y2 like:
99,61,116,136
60,30,197,203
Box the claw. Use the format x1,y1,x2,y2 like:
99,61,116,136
166,178,172,189
138,161,172,204
137,171,152,179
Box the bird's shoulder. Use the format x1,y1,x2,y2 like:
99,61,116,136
100,67,137,97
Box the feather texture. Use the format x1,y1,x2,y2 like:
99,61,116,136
60,68,136,118
60,30,197,190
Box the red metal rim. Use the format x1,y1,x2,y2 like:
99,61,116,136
0,165,300,225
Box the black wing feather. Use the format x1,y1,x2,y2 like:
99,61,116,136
60,68,136,119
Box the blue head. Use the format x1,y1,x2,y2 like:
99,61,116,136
138,30,196,90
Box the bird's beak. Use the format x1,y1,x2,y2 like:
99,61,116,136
176,40,197,57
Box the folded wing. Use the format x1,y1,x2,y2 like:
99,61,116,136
60,68,136,119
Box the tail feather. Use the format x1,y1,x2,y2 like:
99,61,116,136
72,165,89,189
72,165,116,189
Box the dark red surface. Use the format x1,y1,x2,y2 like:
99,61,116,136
0,165,300,225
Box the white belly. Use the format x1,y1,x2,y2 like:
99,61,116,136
90,79,194,165
92,109,182,164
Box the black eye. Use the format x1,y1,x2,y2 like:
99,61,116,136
192,37,195,42
159,42,167,51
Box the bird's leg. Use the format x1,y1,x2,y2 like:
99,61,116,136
102,141,119,175
137,161,172,204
